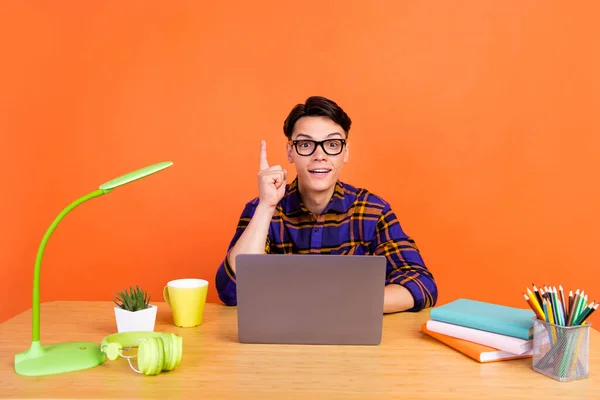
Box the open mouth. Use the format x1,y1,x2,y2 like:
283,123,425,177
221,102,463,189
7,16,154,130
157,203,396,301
308,168,332,175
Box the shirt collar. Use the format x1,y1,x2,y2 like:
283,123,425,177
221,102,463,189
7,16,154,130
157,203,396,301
283,178,348,215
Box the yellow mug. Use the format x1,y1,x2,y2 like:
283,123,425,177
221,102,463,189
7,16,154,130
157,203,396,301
163,278,208,327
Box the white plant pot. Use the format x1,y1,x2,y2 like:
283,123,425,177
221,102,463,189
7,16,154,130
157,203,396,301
114,304,158,332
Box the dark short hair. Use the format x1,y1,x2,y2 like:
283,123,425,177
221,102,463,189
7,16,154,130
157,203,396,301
283,96,352,139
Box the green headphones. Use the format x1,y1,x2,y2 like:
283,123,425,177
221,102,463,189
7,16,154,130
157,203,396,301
100,331,183,376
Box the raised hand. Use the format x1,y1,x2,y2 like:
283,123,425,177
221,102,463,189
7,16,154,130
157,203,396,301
258,140,287,208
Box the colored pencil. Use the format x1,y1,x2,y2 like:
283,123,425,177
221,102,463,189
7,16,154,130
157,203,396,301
553,287,565,325
533,283,544,307
526,288,542,313
571,291,586,326
539,287,547,302
568,290,574,321
567,290,581,326
559,285,567,313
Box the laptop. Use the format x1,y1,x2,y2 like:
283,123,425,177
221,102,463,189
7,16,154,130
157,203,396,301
235,254,386,345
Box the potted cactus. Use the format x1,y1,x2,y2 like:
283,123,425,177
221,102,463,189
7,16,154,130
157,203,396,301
113,285,157,332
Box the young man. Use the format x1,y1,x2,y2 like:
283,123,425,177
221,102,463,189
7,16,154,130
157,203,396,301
215,96,437,313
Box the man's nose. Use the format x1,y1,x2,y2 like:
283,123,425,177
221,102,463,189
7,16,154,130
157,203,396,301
312,145,328,160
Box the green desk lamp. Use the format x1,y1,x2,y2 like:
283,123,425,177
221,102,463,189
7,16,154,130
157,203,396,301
14,161,173,376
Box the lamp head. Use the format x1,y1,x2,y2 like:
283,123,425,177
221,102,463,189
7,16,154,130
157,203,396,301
99,161,173,191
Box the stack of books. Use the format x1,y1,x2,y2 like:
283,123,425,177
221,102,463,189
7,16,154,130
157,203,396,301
422,298,535,363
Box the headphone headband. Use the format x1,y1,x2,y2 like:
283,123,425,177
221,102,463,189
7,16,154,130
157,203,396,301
101,331,165,350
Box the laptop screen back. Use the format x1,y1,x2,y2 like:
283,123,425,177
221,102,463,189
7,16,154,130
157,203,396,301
235,254,386,345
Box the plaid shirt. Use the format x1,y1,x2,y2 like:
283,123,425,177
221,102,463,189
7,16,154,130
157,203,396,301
215,178,438,312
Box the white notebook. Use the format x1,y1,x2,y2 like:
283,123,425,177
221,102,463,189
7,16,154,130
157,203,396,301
425,320,533,355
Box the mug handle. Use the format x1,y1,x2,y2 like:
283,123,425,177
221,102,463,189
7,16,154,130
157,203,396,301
163,286,171,307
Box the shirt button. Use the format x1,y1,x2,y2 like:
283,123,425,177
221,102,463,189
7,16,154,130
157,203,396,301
314,227,320,232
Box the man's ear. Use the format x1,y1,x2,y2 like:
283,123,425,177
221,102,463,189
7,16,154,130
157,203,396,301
286,142,294,163
343,141,350,163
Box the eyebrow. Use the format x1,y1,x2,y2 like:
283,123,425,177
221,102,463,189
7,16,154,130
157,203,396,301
295,132,344,140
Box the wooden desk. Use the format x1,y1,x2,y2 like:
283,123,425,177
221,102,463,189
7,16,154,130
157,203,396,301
1,301,598,399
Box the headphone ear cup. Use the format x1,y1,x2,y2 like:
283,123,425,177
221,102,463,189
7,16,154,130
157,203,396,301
167,333,182,371
137,338,151,375
104,342,122,361
138,338,163,376
161,335,172,372
151,337,165,375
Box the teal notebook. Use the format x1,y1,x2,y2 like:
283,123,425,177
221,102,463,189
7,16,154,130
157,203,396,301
429,298,535,340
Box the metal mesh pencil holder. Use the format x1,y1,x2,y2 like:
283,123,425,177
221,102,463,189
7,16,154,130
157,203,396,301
532,318,591,382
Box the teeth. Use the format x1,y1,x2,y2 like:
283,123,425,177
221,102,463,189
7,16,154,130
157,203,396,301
311,170,330,173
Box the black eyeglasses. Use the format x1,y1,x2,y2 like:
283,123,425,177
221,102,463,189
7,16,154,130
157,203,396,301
289,139,346,156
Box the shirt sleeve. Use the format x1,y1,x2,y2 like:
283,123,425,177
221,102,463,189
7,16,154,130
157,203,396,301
371,203,438,312
215,199,269,306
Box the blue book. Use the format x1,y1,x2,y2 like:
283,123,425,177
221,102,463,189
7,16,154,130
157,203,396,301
429,298,535,340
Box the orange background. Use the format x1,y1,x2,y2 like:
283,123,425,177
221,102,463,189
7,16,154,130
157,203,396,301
1,1,598,327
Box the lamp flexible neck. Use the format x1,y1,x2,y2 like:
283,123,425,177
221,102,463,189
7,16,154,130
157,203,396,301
32,189,109,342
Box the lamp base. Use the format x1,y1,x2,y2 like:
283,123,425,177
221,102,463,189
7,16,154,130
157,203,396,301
15,341,106,376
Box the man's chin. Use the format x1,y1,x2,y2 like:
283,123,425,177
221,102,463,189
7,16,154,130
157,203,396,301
301,176,336,193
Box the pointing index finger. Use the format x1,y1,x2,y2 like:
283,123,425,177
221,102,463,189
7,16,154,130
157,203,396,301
259,140,269,170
